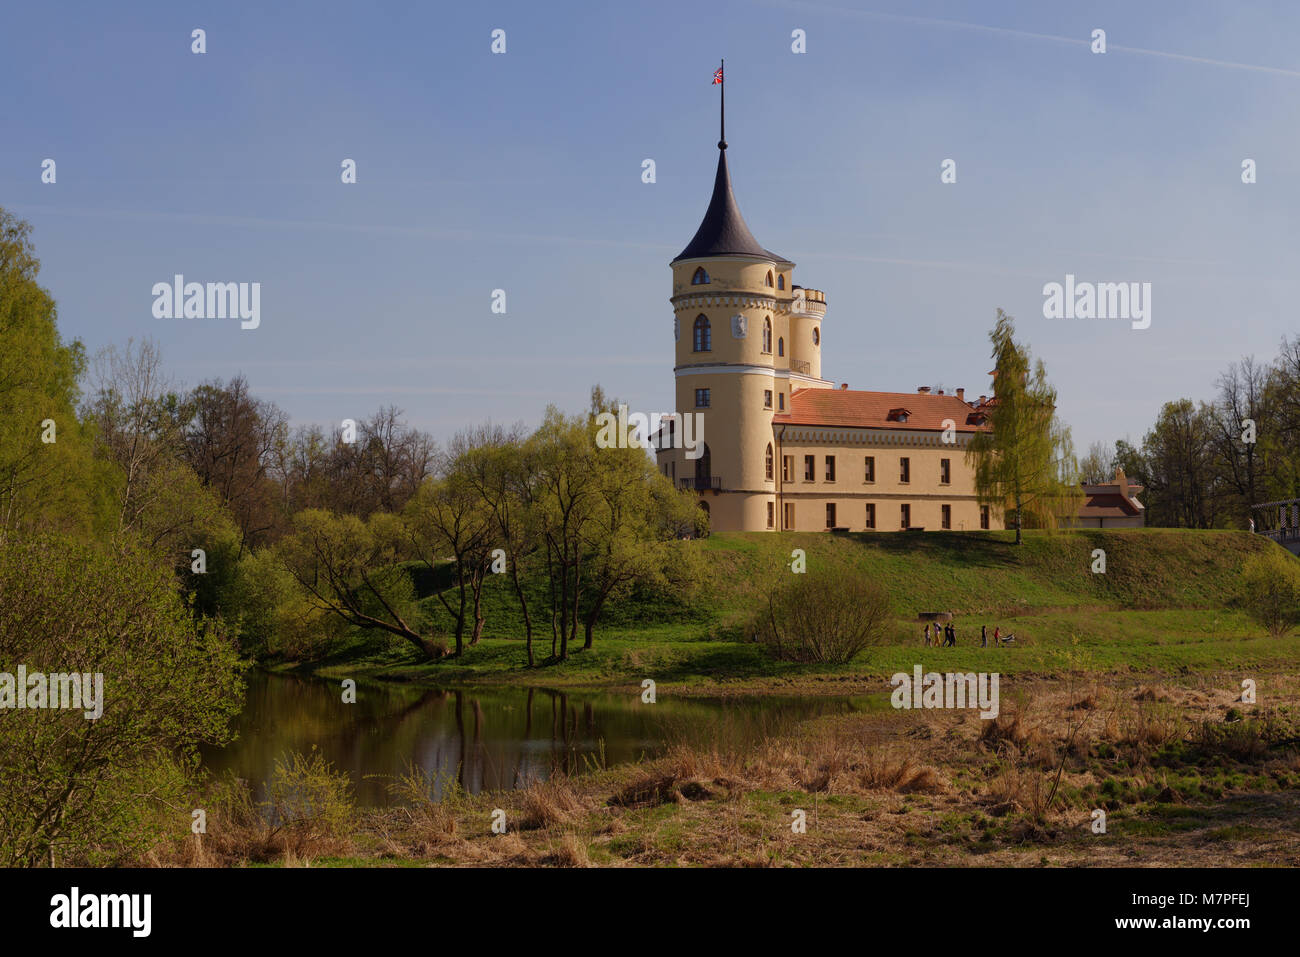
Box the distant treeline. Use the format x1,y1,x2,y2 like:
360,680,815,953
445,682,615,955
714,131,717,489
1082,341,1300,529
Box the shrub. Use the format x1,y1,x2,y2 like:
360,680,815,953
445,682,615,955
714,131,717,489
751,565,891,663
1240,549,1300,638
265,748,355,842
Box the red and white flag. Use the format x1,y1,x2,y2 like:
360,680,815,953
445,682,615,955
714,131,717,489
712,67,723,85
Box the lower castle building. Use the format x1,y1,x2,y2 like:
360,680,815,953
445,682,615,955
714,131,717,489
654,115,1004,534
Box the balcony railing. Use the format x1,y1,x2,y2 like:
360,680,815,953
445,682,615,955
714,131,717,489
679,476,721,491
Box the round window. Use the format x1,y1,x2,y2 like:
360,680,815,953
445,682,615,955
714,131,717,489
812,327,820,346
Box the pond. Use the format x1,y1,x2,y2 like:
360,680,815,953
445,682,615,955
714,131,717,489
201,671,883,806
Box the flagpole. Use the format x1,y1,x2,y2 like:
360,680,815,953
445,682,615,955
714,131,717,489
719,58,726,149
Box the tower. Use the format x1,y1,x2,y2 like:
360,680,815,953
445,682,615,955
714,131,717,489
659,63,832,531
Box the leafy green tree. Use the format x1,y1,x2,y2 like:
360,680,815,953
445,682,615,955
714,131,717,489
0,534,243,866
0,209,111,540
277,509,438,659
967,310,1081,544
405,458,496,656
1240,548,1300,638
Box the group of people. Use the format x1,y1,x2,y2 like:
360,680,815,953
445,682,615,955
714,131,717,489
922,621,1012,648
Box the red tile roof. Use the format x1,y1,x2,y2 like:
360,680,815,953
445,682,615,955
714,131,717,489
772,388,993,432
1078,493,1141,518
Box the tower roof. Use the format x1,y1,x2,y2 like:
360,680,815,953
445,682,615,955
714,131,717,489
673,148,783,264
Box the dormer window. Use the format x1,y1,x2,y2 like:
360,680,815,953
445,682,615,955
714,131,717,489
692,267,710,285
887,408,911,423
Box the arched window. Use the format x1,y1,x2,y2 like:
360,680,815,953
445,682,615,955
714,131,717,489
765,270,774,287
693,315,711,352
812,327,820,346
777,274,785,290
762,317,772,353
765,443,774,481
777,337,785,357
692,267,710,285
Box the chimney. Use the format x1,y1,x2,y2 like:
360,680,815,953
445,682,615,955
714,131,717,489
917,386,931,394
978,395,987,405
936,389,945,395
956,388,964,401
839,382,848,390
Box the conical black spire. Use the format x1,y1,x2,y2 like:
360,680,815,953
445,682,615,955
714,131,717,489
673,63,784,264
672,149,778,263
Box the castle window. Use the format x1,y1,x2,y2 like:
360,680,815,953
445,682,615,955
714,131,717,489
864,456,875,483
865,503,876,529
763,389,772,409
762,317,772,353
692,267,710,285
766,270,774,287
941,504,952,530
783,502,795,529
695,388,710,408
778,274,785,290
765,443,774,481
778,393,785,411
767,501,775,529
693,315,711,352
777,337,784,357
940,458,951,485
812,327,820,346
804,455,815,481
901,504,911,529
782,456,793,482
826,503,836,528
825,455,836,482
900,457,910,483
980,505,990,530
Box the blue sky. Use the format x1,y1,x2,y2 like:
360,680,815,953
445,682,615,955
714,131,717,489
5,0,1299,451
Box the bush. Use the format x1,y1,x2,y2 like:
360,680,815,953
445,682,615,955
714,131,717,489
1240,549,1300,638
751,565,891,663
265,748,355,847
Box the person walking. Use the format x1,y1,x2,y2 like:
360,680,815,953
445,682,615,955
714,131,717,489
945,623,956,647
993,626,1001,648
981,624,988,648
923,622,931,646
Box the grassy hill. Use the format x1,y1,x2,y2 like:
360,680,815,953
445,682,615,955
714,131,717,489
297,529,1299,691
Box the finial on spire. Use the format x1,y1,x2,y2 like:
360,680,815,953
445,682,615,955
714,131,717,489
718,59,726,150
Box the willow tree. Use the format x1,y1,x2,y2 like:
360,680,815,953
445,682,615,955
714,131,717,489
967,309,1081,544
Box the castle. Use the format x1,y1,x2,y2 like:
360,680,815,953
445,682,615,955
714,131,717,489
654,99,1004,534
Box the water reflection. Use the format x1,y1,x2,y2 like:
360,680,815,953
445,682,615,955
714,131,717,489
201,672,880,806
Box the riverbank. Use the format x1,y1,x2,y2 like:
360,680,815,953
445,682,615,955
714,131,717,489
265,529,1284,697
167,667,1300,867
275,607,1300,698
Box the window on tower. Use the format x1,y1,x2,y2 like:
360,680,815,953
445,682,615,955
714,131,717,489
762,317,772,353
693,315,711,352
765,443,774,481
777,337,785,357
765,271,774,287
692,267,710,285
695,388,710,408
812,327,820,346
778,274,785,290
